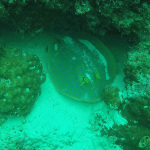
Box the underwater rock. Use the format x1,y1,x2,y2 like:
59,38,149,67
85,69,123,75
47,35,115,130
47,33,116,102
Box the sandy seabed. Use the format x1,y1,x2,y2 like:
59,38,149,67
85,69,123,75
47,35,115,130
0,30,128,150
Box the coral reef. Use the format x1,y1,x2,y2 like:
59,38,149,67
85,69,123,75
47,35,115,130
101,123,150,150
124,48,150,98
101,86,121,109
122,97,150,127
0,46,46,116
0,0,149,43
0,0,150,149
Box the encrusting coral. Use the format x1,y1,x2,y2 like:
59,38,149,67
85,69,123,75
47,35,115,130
0,46,46,116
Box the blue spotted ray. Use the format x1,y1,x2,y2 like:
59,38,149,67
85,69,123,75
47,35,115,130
47,33,116,102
